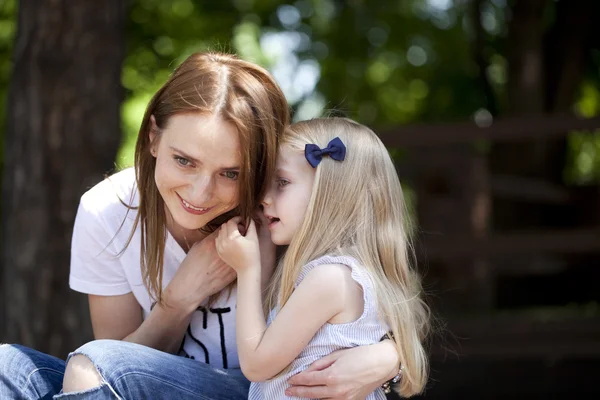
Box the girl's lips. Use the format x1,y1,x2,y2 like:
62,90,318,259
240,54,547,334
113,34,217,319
177,194,211,215
265,215,280,228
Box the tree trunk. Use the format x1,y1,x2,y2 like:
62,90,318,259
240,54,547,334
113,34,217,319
1,0,125,357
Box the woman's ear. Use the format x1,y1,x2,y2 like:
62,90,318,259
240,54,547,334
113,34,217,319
149,115,158,157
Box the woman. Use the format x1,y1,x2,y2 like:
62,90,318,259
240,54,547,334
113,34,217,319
0,52,400,399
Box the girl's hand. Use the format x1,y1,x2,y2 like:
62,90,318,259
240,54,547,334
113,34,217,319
286,341,399,399
255,210,276,284
216,217,261,273
164,231,237,313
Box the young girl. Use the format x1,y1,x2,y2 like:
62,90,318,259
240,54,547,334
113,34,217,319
216,117,430,399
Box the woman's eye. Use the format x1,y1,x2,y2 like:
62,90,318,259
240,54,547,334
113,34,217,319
223,171,239,180
174,156,191,167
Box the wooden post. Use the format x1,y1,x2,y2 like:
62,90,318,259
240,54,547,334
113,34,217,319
406,145,491,314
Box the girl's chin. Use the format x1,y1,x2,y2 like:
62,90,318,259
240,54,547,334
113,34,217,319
271,236,290,246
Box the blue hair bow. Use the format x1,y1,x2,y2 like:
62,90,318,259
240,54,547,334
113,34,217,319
304,137,347,168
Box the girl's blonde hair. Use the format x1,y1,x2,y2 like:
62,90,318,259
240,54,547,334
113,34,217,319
266,118,429,397
128,52,289,305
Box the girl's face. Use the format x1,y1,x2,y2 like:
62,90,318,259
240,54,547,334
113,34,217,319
151,113,241,239
262,144,315,245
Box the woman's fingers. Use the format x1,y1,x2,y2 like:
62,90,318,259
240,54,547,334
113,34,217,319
284,384,335,399
298,352,339,373
288,368,331,386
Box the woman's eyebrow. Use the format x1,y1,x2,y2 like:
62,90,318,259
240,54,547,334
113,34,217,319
169,146,201,164
170,146,239,170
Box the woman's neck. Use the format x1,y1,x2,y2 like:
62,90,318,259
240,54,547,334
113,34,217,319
165,212,207,253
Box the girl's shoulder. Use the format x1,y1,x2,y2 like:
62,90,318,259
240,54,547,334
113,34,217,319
296,254,374,290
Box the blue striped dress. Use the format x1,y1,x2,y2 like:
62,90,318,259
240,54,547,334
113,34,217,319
248,254,388,400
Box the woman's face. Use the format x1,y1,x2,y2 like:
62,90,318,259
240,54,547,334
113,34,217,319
151,113,241,237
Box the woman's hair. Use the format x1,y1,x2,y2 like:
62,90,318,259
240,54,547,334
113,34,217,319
266,118,429,397
128,52,289,304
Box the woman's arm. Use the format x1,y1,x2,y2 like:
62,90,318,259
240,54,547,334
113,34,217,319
88,233,236,354
72,187,235,353
88,294,191,353
88,292,192,353
286,339,400,399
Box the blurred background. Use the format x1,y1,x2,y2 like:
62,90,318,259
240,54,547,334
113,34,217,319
1,0,599,398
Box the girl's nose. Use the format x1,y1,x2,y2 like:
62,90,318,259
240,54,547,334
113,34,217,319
261,188,273,207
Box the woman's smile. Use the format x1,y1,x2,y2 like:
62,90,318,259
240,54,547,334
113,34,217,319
177,193,212,215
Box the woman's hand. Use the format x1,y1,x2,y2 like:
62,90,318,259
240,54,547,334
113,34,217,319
164,230,237,313
286,341,399,399
216,217,261,273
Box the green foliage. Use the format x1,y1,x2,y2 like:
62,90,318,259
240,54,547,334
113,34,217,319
565,82,600,185
1,0,599,182
118,0,279,167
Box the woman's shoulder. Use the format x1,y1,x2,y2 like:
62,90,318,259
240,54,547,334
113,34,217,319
80,167,139,214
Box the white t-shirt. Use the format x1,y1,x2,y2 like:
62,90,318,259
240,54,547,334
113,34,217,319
69,167,239,369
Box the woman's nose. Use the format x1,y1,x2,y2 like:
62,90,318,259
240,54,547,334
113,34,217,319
189,175,213,203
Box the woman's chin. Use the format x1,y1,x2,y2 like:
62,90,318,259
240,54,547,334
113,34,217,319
169,210,210,232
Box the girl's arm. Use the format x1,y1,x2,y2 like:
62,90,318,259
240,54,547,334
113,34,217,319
216,218,349,381
235,263,349,381
255,211,277,294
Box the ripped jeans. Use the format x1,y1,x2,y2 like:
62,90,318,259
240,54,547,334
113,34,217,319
0,340,249,399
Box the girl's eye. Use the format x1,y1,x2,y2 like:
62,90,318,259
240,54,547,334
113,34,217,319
277,179,290,188
223,171,239,180
174,156,191,167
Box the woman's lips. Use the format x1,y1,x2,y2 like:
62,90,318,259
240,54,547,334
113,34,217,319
178,194,211,215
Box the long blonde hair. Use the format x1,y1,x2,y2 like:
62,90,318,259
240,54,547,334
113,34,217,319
266,118,429,397
129,52,289,304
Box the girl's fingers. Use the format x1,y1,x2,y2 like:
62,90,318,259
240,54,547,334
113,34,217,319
246,219,258,240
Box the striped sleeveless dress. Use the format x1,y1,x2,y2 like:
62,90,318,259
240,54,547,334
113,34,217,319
248,254,388,400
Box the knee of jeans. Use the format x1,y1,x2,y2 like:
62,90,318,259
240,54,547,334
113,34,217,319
0,344,32,372
0,344,17,371
0,344,66,399
0,343,21,356
62,354,103,393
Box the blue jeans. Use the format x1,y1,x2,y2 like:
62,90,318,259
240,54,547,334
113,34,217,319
0,340,250,399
